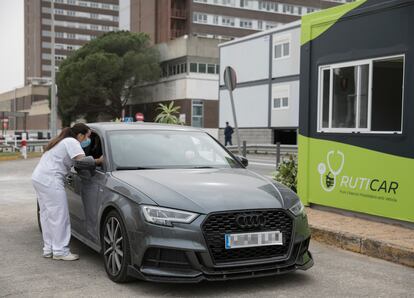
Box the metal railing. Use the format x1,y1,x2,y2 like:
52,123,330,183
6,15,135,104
226,143,298,155
0,139,49,153
226,142,298,167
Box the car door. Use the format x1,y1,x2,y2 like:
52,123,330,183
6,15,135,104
78,132,107,244
66,167,84,233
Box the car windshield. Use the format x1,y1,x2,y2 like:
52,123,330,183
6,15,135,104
108,130,240,169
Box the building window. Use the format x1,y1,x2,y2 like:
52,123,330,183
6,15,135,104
273,36,290,59
55,31,64,38
192,100,204,128
215,64,220,74
102,3,111,9
213,15,219,25
318,55,404,133
240,19,252,29
67,33,76,39
91,2,99,8
240,0,249,7
222,0,233,6
207,64,215,74
190,63,197,72
90,24,99,30
90,13,98,19
258,20,263,30
272,85,289,110
55,9,65,15
222,16,235,27
79,1,88,7
67,0,76,4
193,12,208,23
198,63,207,73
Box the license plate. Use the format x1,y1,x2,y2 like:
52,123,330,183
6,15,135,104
224,231,283,249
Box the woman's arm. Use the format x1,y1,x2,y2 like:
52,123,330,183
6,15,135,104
74,154,103,166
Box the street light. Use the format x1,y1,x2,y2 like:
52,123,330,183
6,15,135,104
50,0,57,138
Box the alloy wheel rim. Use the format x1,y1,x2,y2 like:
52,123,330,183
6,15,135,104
103,217,124,276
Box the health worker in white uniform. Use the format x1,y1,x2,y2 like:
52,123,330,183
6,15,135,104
32,123,103,261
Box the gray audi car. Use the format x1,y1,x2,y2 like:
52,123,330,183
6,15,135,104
38,122,313,283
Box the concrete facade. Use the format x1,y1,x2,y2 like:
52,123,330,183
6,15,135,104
0,84,59,133
122,0,345,43
219,20,301,145
25,0,119,81
127,35,220,128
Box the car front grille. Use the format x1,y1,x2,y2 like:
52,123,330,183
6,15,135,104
202,209,294,264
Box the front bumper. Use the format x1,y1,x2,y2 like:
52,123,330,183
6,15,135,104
127,241,313,283
126,209,313,283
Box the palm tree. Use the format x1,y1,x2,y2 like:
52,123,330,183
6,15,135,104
154,101,183,124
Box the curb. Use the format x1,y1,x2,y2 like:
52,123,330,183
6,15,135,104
310,225,414,268
0,154,42,162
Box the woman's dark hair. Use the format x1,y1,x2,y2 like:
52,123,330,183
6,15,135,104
45,123,90,151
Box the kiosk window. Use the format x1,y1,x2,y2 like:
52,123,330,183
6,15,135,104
371,57,404,131
318,55,404,133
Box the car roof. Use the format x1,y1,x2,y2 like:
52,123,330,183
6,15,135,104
87,122,205,133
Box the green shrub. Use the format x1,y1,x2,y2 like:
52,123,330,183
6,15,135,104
272,155,297,192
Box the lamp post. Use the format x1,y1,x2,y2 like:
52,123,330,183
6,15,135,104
50,0,57,137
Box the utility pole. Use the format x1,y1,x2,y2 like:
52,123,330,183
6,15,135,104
50,0,57,137
224,66,241,155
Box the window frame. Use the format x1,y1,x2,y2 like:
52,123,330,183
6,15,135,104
191,100,204,128
272,84,290,110
273,35,290,60
317,54,405,134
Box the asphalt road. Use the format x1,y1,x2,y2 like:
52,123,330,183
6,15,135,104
246,154,278,178
1,158,413,298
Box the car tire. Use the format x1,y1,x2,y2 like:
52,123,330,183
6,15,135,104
37,202,42,233
101,210,132,283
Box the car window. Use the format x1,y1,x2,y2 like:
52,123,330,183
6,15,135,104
108,130,238,169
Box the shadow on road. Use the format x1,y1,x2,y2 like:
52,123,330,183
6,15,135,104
70,237,315,296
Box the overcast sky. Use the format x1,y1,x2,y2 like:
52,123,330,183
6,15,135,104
0,0,24,93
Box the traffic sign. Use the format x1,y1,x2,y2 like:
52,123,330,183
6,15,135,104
123,117,134,123
224,66,237,91
135,112,144,122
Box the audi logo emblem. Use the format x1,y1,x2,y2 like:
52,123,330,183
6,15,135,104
236,214,266,229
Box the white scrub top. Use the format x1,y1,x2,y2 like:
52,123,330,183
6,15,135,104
32,137,85,186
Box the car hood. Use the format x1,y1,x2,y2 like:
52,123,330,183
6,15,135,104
111,168,285,214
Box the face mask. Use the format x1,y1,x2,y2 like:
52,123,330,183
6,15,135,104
80,138,91,148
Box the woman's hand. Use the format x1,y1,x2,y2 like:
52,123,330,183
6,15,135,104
95,155,104,166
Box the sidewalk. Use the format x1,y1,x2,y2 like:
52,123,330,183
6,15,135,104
306,207,414,268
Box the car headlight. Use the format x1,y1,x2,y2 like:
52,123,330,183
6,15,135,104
289,200,305,216
141,205,198,226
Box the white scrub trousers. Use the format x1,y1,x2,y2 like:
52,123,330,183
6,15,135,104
32,178,71,256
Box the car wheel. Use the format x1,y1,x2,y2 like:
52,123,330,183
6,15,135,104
101,210,132,283
37,202,42,233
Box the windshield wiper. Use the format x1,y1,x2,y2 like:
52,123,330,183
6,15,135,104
116,166,162,170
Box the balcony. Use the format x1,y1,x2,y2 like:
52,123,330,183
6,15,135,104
171,8,187,19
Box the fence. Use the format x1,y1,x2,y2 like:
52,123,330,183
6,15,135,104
0,139,49,153
226,142,298,167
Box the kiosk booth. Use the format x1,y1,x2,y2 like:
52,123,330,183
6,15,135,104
298,0,414,223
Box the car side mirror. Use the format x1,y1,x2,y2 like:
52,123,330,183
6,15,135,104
235,155,248,167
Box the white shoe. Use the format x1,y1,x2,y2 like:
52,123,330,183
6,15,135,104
43,252,52,258
53,253,79,261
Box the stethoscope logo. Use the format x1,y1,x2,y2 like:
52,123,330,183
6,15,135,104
318,150,345,192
